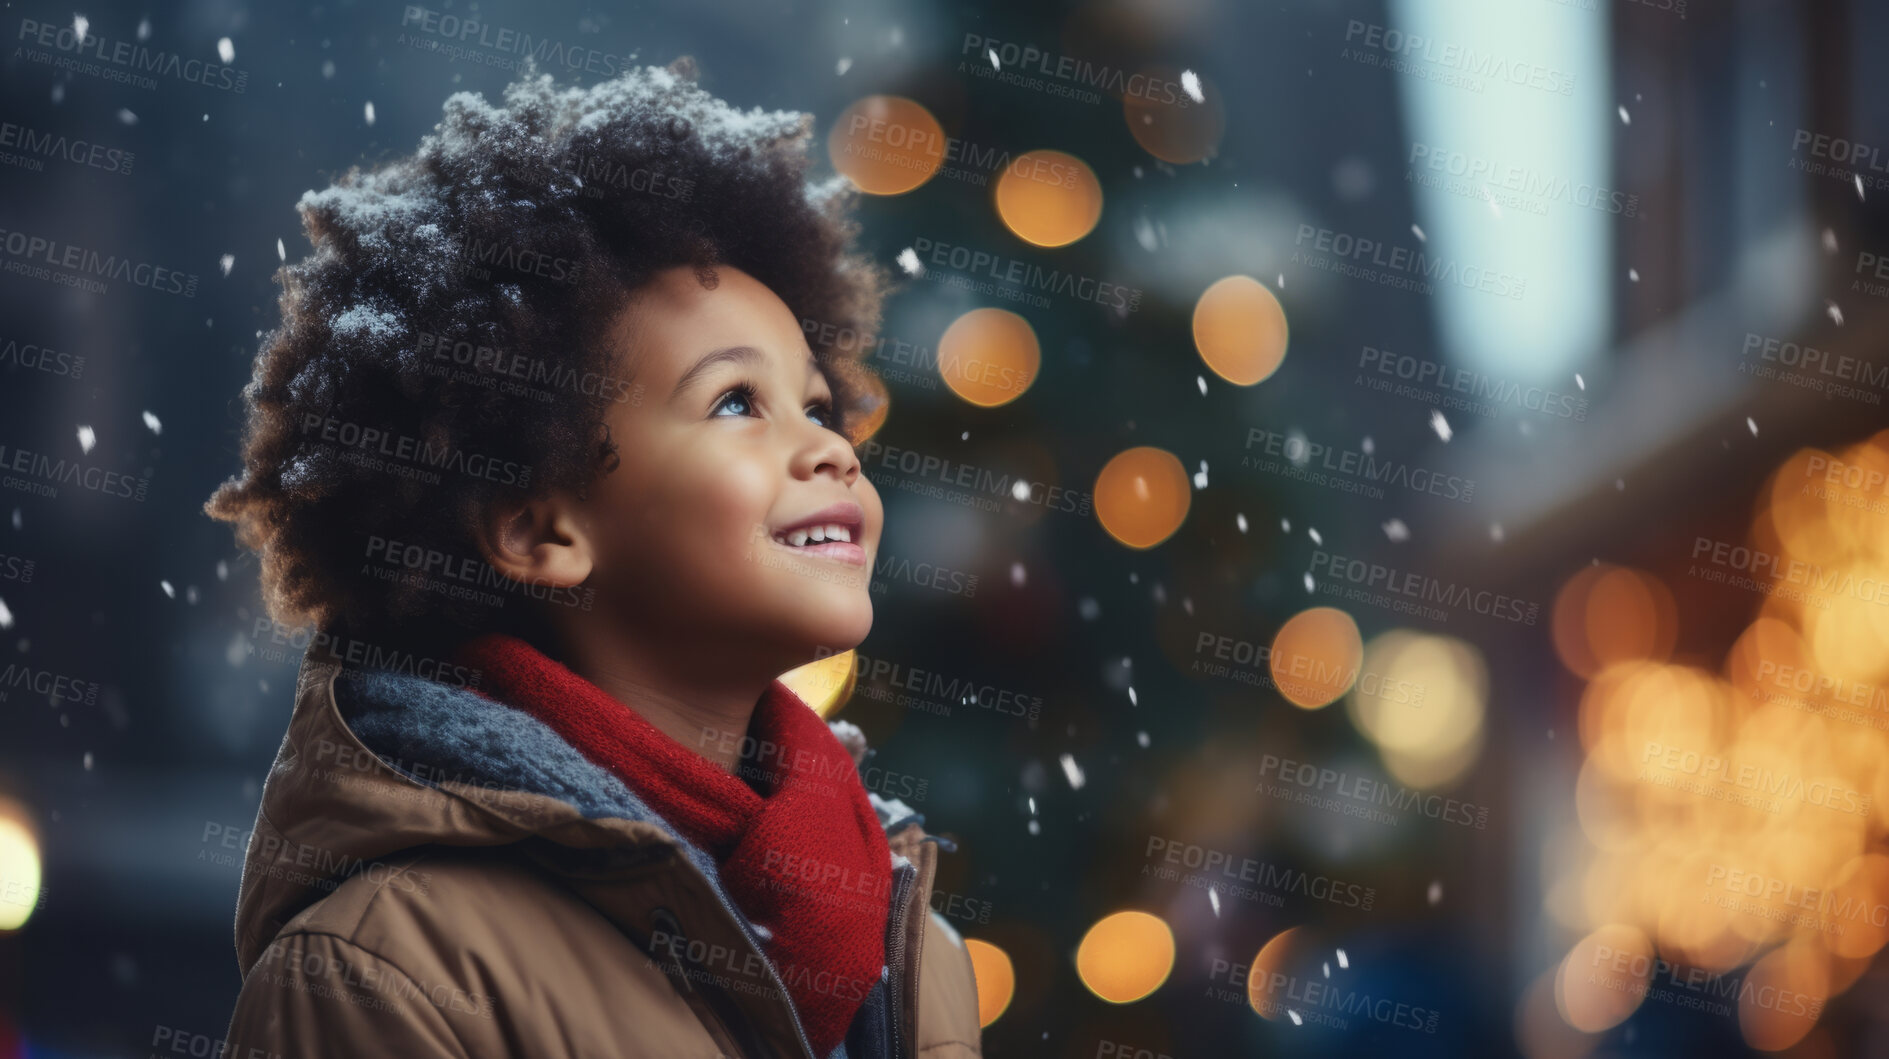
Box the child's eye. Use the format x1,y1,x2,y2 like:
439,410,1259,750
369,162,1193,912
807,401,837,429
711,382,758,418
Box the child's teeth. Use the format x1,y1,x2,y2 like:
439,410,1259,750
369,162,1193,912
828,524,850,543
808,526,827,543
788,530,809,547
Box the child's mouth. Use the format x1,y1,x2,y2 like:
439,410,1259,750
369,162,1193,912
767,509,867,567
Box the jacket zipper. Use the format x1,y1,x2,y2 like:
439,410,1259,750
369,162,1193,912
663,855,820,1058
883,857,920,1059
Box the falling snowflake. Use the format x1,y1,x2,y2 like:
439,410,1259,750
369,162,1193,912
1236,513,1249,534
1059,753,1086,790
1575,372,1586,391
1136,731,1150,748
1361,436,1375,455
0,597,12,629
1010,479,1031,502
141,411,162,435
1303,572,1315,593
83,751,94,770
1427,880,1443,905
136,17,150,40
1827,301,1845,326
1430,409,1452,442
1823,228,1839,253
1857,174,1867,201
364,101,376,126
219,254,235,276
1382,518,1409,542
1411,223,1426,242
1746,417,1758,437
1287,1010,1303,1026
72,14,88,39
117,108,138,125
986,48,1000,70
215,560,229,581
1337,948,1349,969
217,37,235,63
1127,686,1138,707
1180,70,1204,103
895,247,924,276
1010,562,1027,587
1490,523,1506,543
1280,517,1291,532
276,238,286,261
1196,375,1208,396
1308,527,1322,545
1617,105,1631,125
1208,886,1221,916
160,580,175,599
77,426,95,454
1193,460,1209,489
836,57,853,76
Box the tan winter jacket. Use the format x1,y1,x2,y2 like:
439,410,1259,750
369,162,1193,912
223,652,982,1058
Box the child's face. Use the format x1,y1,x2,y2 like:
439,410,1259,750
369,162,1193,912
587,265,883,671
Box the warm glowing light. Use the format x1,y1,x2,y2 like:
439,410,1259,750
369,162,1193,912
1270,607,1363,709
1075,910,1174,1003
1348,630,1488,787
1552,564,1677,679
826,96,945,195
778,650,857,719
1244,926,1315,1021
1123,66,1226,165
963,938,1015,1027
993,149,1103,247
1557,924,1651,1032
1738,939,1830,1051
1191,275,1288,386
1094,447,1191,549
937,308,1040,408
0,800,40,932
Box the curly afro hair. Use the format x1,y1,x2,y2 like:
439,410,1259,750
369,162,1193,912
207,56,891,648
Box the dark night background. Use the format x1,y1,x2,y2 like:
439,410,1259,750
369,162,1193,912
3,0,1889,1056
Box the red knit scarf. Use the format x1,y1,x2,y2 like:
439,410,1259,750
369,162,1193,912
453,633,892,1057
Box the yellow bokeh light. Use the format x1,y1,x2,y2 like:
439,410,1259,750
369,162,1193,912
777,650,856,719
0,802,40,933
1093,447,1191,549
1075,910,1174,1003
1348,630,1487,787
963,938,1015,1028
826,96,945,195
937,308,1039,408
993,149,1103,247
1270,607,1363,709
1191,275,1288,386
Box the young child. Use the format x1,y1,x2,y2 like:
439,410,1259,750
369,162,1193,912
207,57,981,1058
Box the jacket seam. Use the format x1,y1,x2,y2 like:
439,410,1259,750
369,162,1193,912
261,927,473,1056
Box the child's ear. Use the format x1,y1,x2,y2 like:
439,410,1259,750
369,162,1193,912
477,492,595,590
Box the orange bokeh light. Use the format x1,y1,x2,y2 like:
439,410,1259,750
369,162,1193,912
1123,65,1225,165
826,96,945,195
1271,607,1363,709
1075,911,1174,1003
963,938,1015,1027
993,149,1103,247
1094,447,1191,549
1192,275,1288,386
936,308,1040,408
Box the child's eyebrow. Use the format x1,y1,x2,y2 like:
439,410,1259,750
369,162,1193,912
670,344,825,402
671,344,760,402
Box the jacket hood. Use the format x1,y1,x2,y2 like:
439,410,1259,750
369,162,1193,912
233,652,933,979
